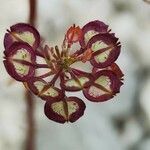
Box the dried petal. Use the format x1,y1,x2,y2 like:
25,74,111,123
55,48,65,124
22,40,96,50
4,23,40,49
44,97,86,123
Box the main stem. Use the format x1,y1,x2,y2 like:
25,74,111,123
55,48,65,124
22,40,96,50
28,0,37,26
25,91,35,150
25,0,37,150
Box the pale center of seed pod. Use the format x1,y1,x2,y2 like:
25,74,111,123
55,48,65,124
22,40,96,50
12,49,31,76
95,49,111,63
43,88,58,97
67,101,79,115
52,101,67,118
84,30,99,44
95,76,111,90
65,77,89,87
88,86,106,97
91,41,108,52
34,81,45,92
51,101,79,118
34,81,58,97
14,31,35,47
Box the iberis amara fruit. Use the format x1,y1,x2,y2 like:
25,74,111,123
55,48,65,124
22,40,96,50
3,20,124,123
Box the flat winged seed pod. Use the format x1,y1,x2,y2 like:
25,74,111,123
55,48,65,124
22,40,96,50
80,20,109,48
3,20,124,123
61,70,92,91
27,78,65,101
87,33,121,68
4,23,40,50
44,97,86,123
92,63,124,78
4,42,36,81
83,70,122,102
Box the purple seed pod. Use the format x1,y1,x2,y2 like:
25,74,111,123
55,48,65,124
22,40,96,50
83,70,122,102
80,20,109,48
44,97,86,123
4,42,36,81
26,78,65,101
4,23,40,50
87,33,121,68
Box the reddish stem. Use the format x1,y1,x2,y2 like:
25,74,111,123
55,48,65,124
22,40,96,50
25,0,37,150
28,0,37,26
25,91,35,150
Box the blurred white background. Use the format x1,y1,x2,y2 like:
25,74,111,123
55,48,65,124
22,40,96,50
0,0,150,150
